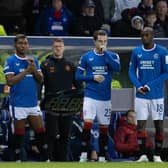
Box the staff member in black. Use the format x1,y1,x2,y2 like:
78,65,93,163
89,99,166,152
40,38,81,161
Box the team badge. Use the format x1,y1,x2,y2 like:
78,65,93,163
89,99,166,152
153,53,159,59
65,65,71,71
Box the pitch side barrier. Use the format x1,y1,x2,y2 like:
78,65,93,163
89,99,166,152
0,36,168,112
0,36,168,48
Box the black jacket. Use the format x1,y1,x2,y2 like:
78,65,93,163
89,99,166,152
40,55,81,97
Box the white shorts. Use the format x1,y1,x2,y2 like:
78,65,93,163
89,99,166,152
9,106,42,120
135,98,164,120
83,97,112,125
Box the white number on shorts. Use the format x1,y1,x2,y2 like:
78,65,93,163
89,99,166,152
104,108,111,120
156,104,164,114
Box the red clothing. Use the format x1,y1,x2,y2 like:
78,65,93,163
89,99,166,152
113,117,153,154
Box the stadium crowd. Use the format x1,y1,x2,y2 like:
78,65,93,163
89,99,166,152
0,0,168,37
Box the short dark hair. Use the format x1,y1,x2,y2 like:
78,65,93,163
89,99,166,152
53,38,64,44
93,30,107,41
145,10,156,16
14,34,27,43
126,109,135,117
141,26,154,35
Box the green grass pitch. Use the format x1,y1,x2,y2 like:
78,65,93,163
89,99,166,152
0,162,168,168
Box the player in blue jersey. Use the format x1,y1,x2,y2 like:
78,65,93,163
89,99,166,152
3,34,48,161
75,30,121,162
129,27,168,162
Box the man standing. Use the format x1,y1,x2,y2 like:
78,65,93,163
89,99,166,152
3,34,48,161
40,38,81,161
129,27,168,162
75,30,121,162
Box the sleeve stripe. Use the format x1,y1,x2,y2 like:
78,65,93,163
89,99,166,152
4,72,15,75
78,66,85,71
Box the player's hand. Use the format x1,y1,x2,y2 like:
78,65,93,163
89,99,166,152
142,86,149,92
137,87,146,95
25,57,37,74
94,75,105,83
100,45,106,52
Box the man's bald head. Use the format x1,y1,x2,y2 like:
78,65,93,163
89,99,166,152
141,27,154,48
142,27,154,34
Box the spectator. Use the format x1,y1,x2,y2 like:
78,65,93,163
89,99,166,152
63,0,104,24
40,38,81,161
155,0,168,37
144,10,166,37
137,0,155,18
129,27,168,162
75,30,121,162
63,0,82,17
111,7,138,37
130,15,144,37
34,0,73,36
3,34,48,161
100,0,115,24
72,0,103,36
111,0,140,23
113,110,153,159
24,0,51,35
0,0,27,35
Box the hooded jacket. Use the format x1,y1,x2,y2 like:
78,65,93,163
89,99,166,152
113,116,153,154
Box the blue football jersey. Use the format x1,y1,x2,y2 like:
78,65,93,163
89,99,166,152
129,44,168,99
3,54,41,107
75,50,120,100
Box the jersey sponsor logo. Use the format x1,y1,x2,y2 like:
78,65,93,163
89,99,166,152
140,60,155,70
92,66,108,75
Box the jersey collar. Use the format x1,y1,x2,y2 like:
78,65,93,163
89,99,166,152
142,43,156,52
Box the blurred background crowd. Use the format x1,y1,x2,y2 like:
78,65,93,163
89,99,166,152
0,0,168,37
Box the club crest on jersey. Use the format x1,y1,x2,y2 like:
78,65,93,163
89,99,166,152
65,65,71,71
153,53,159,59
